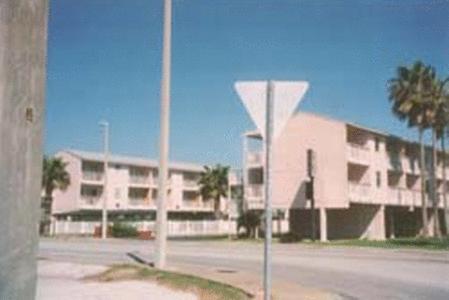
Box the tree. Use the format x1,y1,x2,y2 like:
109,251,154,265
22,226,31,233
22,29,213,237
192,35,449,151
388,61,436,237
41,156,71,234
432,77,449,236
199,165,229,219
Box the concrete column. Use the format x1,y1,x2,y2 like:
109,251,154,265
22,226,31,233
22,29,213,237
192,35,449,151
0,1,49,299
319,207,328,242
389,208,395,239
362,205,386,240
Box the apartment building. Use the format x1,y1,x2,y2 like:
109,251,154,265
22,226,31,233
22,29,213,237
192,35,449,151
243,112,447,240
52,150,216,221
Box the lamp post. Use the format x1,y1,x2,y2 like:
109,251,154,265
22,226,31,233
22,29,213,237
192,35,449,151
99,121,109,239
156,0,172,269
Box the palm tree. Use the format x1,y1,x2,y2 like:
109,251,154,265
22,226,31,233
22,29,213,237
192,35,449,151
432,77,449,236
41,156,71,234
199,165,229,219
388,61,436,237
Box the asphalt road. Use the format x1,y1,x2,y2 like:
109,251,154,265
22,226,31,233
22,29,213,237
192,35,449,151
39,238,449,300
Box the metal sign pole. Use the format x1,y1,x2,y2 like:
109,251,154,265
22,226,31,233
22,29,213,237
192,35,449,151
264,81,274,300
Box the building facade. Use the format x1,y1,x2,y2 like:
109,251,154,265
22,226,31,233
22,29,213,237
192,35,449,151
243,112,447,240
53,150,217,221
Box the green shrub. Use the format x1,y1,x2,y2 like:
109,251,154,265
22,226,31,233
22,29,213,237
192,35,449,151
111,222,139,238
279,232,302,243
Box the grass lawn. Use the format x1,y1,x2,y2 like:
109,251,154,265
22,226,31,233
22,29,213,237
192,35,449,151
301,237,449,251
87,264,252,300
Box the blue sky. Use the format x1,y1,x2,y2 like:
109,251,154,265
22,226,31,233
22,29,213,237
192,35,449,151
45,0,449,167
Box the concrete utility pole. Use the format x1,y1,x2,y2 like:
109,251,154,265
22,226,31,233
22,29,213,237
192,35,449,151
263,81,274,300
99,121,109,239
156,0,172,269
0,1,49,299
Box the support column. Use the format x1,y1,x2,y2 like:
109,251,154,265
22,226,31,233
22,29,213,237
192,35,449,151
365,205,386,240
319,207,328,242
389,208,395,239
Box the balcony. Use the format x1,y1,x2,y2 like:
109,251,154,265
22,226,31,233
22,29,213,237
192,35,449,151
245,184,264,209
346,143,370,166
80,195,101,207
82,171,103,182
128,197,153,207
404,157,420,175
348,182,371,203
129,175,152,188
246,184,263,199
183,179,199,190
388,187,415,206
246,151,263,167
182,200,214,211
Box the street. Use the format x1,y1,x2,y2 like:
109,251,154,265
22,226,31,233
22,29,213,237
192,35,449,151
39,238,449,300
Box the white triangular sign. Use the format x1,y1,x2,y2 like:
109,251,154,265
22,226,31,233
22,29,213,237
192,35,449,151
235,81,268,138
235,81,309,140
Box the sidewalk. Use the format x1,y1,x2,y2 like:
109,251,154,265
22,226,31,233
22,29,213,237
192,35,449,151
168,262,341,300
37,261,197,300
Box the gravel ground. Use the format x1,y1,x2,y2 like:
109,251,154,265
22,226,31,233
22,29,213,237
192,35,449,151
37,261,197,300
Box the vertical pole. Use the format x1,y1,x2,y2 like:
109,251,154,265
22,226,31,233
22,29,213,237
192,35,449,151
310,176,316,241
101,121,109,239
319,208,327,242
156,0,172,269
228,170,232,239
0,2,48,298
264,81,274,300
242,135,248,211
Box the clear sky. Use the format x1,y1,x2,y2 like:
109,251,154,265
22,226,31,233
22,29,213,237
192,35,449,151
45,0,449,168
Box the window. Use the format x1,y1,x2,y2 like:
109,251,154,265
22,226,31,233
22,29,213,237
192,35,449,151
375,137,380,152
376,171,381,188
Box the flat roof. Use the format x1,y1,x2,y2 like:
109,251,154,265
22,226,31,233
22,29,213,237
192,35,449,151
59,149,205,172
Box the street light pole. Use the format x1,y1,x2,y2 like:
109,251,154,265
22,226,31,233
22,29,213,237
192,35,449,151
227,170,233,240
99,121,109,239
156,0,172,269
264,81,274,300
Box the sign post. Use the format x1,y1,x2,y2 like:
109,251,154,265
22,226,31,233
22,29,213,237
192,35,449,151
235,80,309,300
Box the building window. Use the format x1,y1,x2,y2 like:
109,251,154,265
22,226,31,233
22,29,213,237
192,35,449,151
375,137,380,152
376,171,381,188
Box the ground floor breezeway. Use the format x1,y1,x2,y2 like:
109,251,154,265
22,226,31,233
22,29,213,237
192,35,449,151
289,204,447,241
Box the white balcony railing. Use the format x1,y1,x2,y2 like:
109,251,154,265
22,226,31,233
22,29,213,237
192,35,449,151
82,171,103,182
246,151,263,166
182,200,201,208
81,195,101,205
128,198,152,206
246,184,263,199
129,175,149,184
348,182,371,202
183,179,198,188
183,200,214,210
388,187,413,206
346,143,370,164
